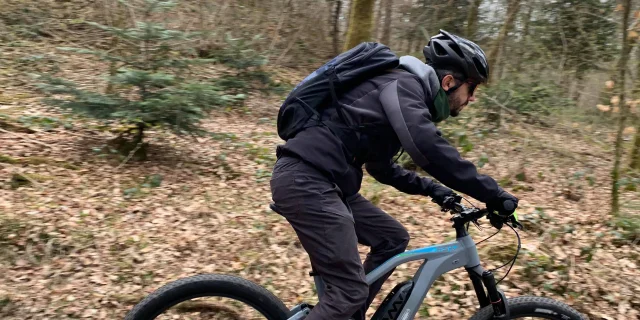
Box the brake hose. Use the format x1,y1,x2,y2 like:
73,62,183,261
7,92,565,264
492,224,521,285
463,197,522,285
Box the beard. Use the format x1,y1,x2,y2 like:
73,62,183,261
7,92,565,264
448,95,467,117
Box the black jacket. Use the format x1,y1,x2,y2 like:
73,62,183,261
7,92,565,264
276,56,501,203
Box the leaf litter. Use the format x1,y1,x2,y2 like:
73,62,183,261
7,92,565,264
0,45,639,320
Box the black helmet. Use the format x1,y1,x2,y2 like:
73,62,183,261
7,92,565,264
423,30,489,84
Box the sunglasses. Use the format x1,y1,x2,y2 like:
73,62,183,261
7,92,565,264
468,82,478,96
454,78,478,96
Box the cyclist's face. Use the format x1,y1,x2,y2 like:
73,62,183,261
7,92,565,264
447,79,478,117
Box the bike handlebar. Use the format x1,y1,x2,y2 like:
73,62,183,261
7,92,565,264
440,196,521,230
441,196,489,225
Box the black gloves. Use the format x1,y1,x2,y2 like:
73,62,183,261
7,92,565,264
429,183,457,206
427,184,521,230
487,189,520,230
487,189,519,216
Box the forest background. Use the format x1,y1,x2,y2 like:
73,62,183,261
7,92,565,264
0,0,639,319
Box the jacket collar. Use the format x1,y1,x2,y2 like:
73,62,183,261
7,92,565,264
398,55,441,100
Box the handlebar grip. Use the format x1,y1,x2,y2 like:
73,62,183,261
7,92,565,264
503,200,516,212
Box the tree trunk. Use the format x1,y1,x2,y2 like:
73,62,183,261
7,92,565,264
628,44,640,169
105,1,126,94
432,0,443,28
514,3,533,74
636,42,640,96
374,0,383,40
106,59,118,94
332,0,342,55
611,0,633,216
572,69,586,102
497,42,509,80
406,32,414,52
466,0,482,39
487,0,521,84
407,29,417,53
380,0,393,46
414,29,424,53
343,0,375,51
630,122,640,169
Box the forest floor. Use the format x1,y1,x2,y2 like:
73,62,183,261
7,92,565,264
0,40,639,320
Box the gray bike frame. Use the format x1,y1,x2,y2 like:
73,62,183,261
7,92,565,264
287,234,486,320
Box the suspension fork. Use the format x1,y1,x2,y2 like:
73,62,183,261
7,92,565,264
466,265,510,319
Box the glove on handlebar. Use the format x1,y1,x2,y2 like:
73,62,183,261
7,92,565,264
429,184,458,206
489,213,523,230
487,189,518,216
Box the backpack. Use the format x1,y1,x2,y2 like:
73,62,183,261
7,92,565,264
276,42,400,143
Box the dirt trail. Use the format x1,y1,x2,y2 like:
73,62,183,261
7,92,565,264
1,95,638,319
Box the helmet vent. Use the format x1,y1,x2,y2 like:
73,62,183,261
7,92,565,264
434,42,447,56
473,57,487,77
449,43,465,58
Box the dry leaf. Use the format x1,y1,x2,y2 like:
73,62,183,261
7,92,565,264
623,126,635,135
605,80,615,89
611,96,620,106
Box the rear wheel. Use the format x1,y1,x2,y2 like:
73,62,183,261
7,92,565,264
469,296,587,320
124,274,291,320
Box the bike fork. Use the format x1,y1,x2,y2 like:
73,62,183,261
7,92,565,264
467,265,510,319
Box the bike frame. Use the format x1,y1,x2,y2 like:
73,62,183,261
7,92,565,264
287,223,508,320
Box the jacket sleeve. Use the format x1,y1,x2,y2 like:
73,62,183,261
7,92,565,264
378,77,501,203
365,160,437,196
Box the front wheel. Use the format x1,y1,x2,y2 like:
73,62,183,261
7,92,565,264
124,274,291,320
469,296,587,320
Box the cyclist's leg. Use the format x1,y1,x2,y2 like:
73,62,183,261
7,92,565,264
348,193,410,318
270,157,368,320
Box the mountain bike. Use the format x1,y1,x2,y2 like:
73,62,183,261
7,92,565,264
124,197,587,319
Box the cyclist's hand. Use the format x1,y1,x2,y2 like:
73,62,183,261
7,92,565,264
489,211,523,230
486,189,518,216
429,184,458,206
486,189,519,229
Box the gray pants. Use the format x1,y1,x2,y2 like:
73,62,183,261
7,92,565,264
270,156,410,320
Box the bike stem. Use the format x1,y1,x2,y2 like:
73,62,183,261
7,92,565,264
454,219,469,239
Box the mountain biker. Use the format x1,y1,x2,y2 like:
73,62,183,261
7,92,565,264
269,30,518,320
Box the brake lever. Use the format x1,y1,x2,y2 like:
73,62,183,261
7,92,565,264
506,217,524,230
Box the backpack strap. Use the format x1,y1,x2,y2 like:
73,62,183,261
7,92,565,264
379,79,430,168
326,66,354,127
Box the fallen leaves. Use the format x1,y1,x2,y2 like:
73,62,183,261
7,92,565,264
0,57,639,320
